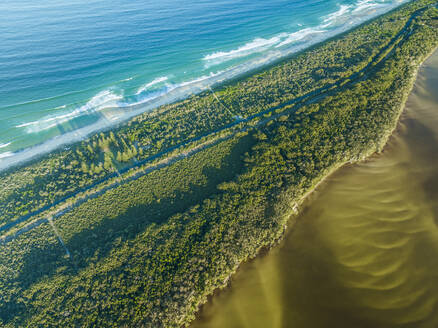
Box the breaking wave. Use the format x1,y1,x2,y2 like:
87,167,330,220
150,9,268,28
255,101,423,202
0,152,13,159
276,28,327,48
203,0,408,67
136,76,169,95
16,90,124,133
1,0,410,171
322,5,353,27
203,36,282,64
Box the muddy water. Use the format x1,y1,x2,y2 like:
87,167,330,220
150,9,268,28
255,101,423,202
192,50,438,328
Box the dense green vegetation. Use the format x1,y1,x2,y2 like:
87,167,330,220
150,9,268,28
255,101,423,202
0,1,418,227
0,1,437,327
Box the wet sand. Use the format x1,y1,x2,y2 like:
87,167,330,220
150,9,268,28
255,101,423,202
191,50,438,328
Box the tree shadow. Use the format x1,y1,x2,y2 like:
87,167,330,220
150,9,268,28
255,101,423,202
1,134,255,324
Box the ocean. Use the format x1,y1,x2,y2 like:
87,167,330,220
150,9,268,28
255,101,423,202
0,0,409,169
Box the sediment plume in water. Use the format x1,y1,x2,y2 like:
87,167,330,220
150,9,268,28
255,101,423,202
191,50,438,328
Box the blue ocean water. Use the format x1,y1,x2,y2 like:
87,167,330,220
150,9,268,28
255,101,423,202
0,0,408,169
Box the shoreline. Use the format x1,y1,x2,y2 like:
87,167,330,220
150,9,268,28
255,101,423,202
190,44,438,328
0,1,414,174
0,5,422,235
2,1,437,326
1,2,428,233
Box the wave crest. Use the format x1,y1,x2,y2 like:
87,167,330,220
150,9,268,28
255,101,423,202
136,76,169,95
16,90,123,133
203,36,282,66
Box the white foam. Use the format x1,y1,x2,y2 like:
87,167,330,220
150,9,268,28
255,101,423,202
16,90,123,133
202,2,361,66
201,0,408,68
203,36,282,65
0,0,412,172
0,142,11,149
15,121,36,128
322,5,353,27
127,88,172,107
0,152,13,159
179,71,224,87
353,0,382,13
136,76,169,95
133,72,225,105
276,28,326,48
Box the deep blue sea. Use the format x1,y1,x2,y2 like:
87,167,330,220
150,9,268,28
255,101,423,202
0,0,408,169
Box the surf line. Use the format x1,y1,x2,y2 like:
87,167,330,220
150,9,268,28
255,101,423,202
0,4,427,243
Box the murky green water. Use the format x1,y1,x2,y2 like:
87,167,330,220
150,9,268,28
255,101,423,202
192,50,438,328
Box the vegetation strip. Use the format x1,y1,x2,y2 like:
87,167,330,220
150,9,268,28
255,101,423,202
0,1,437,327
0,2,423,227
0,3,430,237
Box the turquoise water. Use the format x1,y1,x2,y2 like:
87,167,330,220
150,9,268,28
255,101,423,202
0,0,409,169
191,50,438,328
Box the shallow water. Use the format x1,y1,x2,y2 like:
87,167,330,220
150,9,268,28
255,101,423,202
191,51,438,328
0,0,409,170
